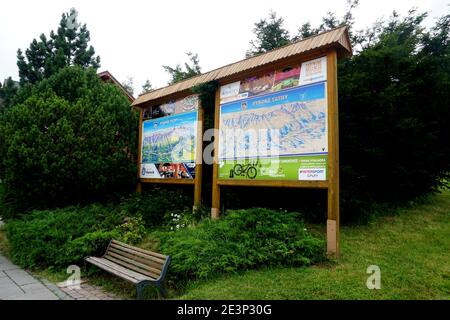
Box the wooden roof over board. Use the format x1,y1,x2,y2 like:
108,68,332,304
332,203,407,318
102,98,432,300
132,26,352,107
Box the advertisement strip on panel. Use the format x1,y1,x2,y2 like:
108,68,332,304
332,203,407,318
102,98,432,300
218,154,327,181
143,94,199,120
219,65,302,104
140,110,198,179
299,56,327,86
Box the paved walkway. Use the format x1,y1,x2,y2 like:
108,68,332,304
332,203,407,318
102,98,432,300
0,219,69,300
0,218,120,300
0,254,70,300
58,280,120,300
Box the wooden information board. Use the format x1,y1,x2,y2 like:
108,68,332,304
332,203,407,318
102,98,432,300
211,50,341,257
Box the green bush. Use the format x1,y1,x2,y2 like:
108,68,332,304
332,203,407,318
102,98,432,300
155,208,324,280
5,204,146,269
119,189,193,227
0,66,138,215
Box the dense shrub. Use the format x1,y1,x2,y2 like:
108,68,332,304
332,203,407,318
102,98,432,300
119,189,193,227
337,13,450,220
155,208,324,280
0,66,138,215
5,204,146,269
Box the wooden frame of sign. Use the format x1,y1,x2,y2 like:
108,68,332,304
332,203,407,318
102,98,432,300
211,49,340,258
136,93,204,209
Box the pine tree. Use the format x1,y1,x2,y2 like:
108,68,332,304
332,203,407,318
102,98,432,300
17,8,100,85
0,77,19,111
246,11,290,57
141,79,153,94
163,52,201,85
121,76,134,96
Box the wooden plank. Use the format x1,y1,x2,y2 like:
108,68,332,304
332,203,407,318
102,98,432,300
85,257,143,283
105,250,162,278
108,246,163,271
108,244,166,266
111,240,167,260
211,88,221,219
88,257,152,281
140,177,195,185
326,49,340,258
217,179,329,189
137,108,143,184
104,254,159,279
108,244,165,267
194,105,204,208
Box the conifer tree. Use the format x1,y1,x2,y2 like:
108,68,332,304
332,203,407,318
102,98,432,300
17,8,100,85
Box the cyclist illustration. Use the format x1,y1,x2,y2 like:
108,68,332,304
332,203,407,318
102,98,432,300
229,158,260,179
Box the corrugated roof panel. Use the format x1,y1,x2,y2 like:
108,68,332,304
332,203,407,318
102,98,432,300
133,26,351,106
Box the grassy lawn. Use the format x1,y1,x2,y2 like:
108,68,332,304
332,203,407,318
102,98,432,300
0,190,449,300
178,191,450,299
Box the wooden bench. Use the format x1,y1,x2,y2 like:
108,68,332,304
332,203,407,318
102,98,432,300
85,239,171,299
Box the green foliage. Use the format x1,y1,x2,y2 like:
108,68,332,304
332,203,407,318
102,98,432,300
180,191,450,300
0,77,19,111
5,204,146,269
121,76,134,97
191,80,219,206
17,8,100,85
0,66,138,215
237,7,450,222
118,189,192,227
155,208,324,280
113,216,146,244
163,205,209,231
163,52,201,85
246,11,290,57
338,10,450,219
140,79,153,95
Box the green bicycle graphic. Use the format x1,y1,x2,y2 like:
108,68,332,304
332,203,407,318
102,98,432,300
229,159,260,179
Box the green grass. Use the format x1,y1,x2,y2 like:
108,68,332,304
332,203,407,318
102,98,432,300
1,190,449,300
178,191,450,299
0,224,9,256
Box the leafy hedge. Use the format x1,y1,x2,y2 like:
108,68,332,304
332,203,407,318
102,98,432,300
0,66,138,215
5,205,145,269
119,188,193,227
156,208,324,280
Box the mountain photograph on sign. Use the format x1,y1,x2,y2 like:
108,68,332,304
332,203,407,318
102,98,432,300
141,111,197,164
219,82,327,160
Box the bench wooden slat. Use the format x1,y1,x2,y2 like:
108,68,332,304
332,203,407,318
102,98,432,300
85,239,171,299
104,252,160,279
85,257,147,283
111,239,167,260
107,245,164,270
88,256,152,281
109,243,166,265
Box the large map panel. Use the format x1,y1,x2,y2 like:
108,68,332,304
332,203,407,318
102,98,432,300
218,57,328,181
140,110,197,179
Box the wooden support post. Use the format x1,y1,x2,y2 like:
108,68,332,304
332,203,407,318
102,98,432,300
193,106,204,210
136,182,142,194
326,49,340,259
136,108,144,194
211,89,221,219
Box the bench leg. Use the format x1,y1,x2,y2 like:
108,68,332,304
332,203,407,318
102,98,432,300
136,283,145,300
136,281,168,300
157,283,168,298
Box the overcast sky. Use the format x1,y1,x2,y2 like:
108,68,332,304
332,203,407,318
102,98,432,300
0,0,448,95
